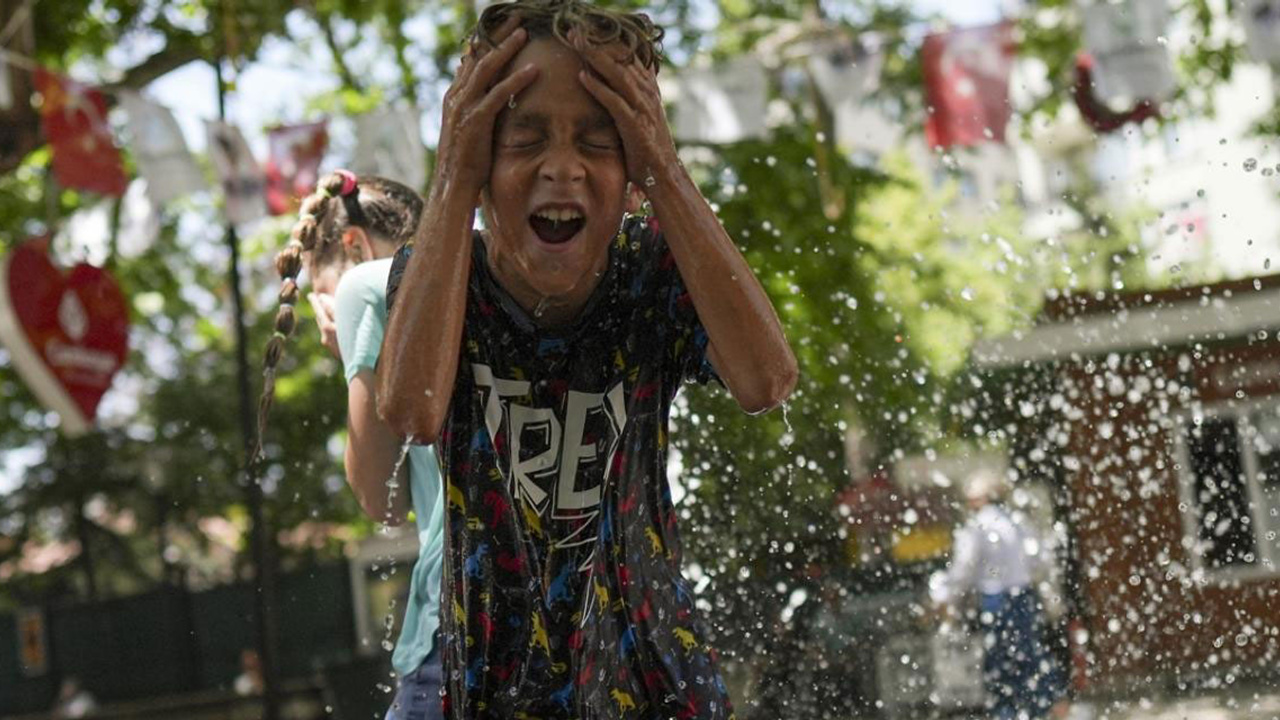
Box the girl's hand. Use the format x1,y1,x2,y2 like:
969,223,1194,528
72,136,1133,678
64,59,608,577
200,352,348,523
307,292,340,359
573,32,678,189
436,18,539,196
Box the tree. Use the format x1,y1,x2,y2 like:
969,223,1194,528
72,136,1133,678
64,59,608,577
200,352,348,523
3,2,1278,710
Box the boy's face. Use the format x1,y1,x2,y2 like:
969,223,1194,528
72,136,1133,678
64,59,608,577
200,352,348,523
485,37,629,303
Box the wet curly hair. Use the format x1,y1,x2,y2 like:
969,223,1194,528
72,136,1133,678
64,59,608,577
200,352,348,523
470,0,665,74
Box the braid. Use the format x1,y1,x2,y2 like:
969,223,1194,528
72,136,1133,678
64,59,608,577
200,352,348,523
252,171,423,465
253,172,348,464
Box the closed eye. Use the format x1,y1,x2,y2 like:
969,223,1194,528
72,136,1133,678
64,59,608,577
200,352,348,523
504,134,542,146
580,133,620,152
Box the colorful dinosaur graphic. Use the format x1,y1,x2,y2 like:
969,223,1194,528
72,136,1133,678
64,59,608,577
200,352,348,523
530,610,550,656
673,627,697,652
611,689,637,712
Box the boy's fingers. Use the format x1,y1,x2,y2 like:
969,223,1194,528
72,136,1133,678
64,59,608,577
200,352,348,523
461,15,520,68
486,15,523,47
454,25,526,98
469,27,529,92
579,69,633,127
579,48,643,108
476,64,540,119
626,61,661,101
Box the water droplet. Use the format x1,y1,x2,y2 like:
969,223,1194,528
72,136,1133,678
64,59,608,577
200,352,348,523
1244,158,1258,172
1196,188,1206,198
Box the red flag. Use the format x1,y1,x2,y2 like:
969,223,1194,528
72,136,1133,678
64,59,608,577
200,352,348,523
264,121,328,216
921,23,1015,149
33,69,128,197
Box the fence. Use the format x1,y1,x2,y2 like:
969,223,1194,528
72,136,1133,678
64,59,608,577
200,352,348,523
0,562,356,716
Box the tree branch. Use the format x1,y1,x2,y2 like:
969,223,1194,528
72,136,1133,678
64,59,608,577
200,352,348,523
315,11,361,92
99,30,211,95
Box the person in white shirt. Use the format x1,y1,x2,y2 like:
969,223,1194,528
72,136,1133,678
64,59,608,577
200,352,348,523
930,470,1065,720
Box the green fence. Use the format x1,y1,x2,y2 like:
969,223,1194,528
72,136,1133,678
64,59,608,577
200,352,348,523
0,562,357,716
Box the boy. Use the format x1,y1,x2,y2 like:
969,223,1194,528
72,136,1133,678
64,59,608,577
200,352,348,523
379,2,797,717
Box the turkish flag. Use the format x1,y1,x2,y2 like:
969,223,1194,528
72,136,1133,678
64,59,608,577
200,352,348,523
922,23,1015,149
264,121,328,216
33,68,128,197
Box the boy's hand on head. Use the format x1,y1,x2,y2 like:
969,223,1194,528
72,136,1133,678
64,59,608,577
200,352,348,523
437,17,539,196
572,32,678,190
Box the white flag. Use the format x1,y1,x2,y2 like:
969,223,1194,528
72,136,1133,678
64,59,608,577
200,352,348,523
0,58,12,111
352,107,426,191
807,40,882,112
664,58,768,145
118,91,205,205
1082,0,1175,103
1244,0,1280,65
206,120,267,227
56,180,160,265
806,41,897,152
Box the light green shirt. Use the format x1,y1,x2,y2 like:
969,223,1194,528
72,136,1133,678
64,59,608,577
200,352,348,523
334,258,444,676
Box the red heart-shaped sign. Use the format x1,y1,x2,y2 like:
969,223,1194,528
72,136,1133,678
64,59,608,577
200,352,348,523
0,242,129,435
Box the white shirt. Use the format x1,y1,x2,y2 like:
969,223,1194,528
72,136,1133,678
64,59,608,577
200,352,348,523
930,503,1045,603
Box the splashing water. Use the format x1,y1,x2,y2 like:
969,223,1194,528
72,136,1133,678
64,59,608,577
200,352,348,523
388,438,412,487
379,439,413,533
778,397,788,443
374,438,414,664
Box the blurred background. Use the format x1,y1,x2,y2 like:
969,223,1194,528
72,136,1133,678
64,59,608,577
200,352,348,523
2,0,1280,718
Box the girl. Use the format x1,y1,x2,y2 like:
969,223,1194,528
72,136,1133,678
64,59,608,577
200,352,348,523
259,170,444,720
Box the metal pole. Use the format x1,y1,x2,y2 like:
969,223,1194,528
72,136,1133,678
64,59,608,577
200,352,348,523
213,54,281,720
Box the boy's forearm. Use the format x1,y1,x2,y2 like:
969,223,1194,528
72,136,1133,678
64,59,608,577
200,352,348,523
646,164,798,414
377,178,477,442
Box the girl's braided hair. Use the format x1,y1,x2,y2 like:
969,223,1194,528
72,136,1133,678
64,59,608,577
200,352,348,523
471,0,665,74
253,171,423,463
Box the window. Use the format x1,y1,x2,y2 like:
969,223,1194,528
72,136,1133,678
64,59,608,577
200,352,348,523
1178,404,1280,575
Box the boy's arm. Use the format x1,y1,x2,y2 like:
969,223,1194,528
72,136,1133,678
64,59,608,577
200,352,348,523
376,21,537,442
375,180,478,443
577,42,797,413
646,169,798,413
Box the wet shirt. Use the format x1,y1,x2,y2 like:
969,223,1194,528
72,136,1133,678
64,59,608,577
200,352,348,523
930,503,1045,602
386,216,735,719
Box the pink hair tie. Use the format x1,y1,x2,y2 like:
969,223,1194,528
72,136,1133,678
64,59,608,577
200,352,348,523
334,169,359,197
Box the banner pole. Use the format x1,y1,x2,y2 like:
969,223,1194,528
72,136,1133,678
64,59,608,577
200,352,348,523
213,31,282,720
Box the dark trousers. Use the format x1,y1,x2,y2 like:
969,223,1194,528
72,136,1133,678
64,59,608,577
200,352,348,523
385,647,444,720
979,589,1063,720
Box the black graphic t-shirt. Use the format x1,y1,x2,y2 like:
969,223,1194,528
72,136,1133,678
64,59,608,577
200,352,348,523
387,216,734,719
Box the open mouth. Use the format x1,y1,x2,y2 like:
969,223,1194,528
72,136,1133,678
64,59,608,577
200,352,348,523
529,208,586,245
